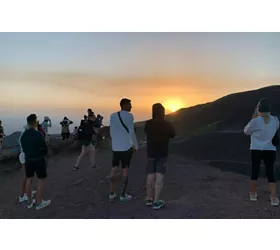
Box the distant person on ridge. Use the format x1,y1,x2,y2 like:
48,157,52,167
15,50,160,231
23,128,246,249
244,98,279,206
18,124,36,203
94,114,104,148
73,113,98,170
80,115,87,126
88,108,94,117
20,114,51,210
72,126,78,139
60,117,73,140
0,120,5,150
144,103,175,209
36,120,46,138
41,116,52,143
109,98,138,202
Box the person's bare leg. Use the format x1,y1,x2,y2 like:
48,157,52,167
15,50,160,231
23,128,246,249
36,179,44,205
146,174,156,200
88,144,96,167
269,183,277,198
250,180,257,194
74,146,87,168
121,168,129,196
19,164,27,197
154,173,164,203
26,177,33,202
110,167,118,194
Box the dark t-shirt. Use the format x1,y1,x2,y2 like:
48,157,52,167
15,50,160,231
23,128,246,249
20,128,48,161
0,126,4,138
81,120,95,141
145,119,175,158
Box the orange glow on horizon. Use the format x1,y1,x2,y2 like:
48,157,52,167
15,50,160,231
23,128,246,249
164,98,186,113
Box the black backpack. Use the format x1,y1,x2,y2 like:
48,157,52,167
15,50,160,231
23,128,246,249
77,120,95,140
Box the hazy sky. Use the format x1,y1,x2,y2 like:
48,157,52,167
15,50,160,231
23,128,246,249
1,33,280,133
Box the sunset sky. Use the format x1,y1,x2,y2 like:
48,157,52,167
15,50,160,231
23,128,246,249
1,32,280,133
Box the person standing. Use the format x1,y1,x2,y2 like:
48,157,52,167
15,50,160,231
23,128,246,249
60,117,73,140
109,98,139,202
94,114,104,149
41,116,52,143
144,103,176,210
20,114,51,210
73,113,98,170
18,124,36,203
244,98,279,206
0,120,5,150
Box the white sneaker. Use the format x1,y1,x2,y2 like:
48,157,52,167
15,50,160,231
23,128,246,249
120,194,132,202
26,199,36,209
36,200,51,211
109,192,117,201
249,192,258,202
19,191,37,203
271,197,279,206
19,194,28,203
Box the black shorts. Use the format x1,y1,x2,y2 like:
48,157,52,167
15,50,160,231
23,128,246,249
112,148,133,168
147,157,167,175
25,157,47,179
62,133,70,140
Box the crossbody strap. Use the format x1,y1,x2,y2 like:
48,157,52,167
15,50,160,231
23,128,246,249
118,112,129,133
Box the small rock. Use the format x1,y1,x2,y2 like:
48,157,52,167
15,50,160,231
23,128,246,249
74,178,85,185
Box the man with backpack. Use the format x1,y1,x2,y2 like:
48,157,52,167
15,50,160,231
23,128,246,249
73,113,98,171
108,98,139,202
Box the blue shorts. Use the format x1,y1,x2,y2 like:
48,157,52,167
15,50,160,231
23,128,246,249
147,157,167,175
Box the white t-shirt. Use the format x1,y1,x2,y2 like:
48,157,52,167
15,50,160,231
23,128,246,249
41,120,51,133
244,115,279,151
110,110,139,151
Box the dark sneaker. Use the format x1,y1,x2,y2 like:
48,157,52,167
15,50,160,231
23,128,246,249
92,165,100,170
145,199,153,206
153,200,165,210
73,165,80,171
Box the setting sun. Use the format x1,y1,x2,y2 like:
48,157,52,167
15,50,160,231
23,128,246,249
164,98,185,113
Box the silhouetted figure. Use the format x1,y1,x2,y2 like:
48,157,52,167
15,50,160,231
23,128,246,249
144,103,175,210
37,121,46,138
73,113,97,170
0,120,5,150
60,117,73,140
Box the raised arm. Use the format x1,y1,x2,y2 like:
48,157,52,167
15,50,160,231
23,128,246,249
244,118,258,135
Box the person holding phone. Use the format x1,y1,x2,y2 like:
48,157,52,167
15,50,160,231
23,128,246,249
244,98,279,206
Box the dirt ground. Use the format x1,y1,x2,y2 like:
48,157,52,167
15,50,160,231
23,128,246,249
1,145,280,219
